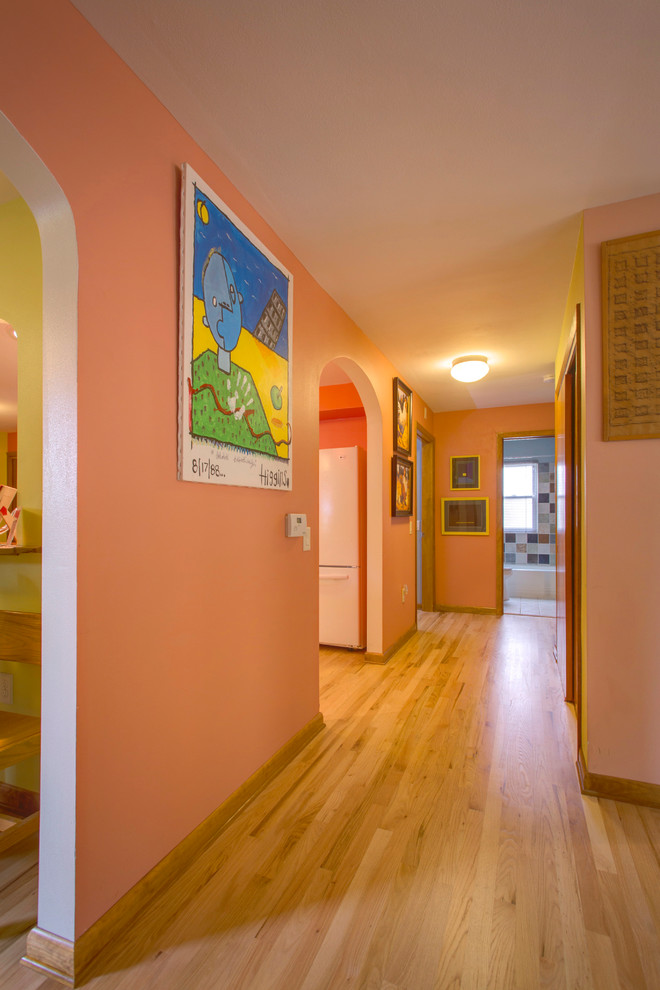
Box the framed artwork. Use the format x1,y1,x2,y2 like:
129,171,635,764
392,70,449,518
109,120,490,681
178,163,293,489
601,228,660,441
441,497,489,535
450,455,480,490
392,455,414,517
393,377,412,456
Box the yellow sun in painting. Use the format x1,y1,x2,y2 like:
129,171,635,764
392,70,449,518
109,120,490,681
196,200,209,224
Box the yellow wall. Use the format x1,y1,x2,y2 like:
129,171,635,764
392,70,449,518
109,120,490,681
0,196,43,791
0,432,7,485
555,219,584,382
0,195,43,544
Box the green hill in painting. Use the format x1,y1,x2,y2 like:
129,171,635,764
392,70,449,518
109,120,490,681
191,350,278,457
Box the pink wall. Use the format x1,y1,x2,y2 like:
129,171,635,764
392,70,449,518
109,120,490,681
1,0,427,934
582,192,660,786
319,382,367,448
319,416,367,449
433,404,554,610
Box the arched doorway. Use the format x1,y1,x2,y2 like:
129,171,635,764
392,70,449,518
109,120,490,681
318,358,383,656
0,110,78,942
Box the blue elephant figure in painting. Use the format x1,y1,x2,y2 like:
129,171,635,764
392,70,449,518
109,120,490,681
201,249,244,373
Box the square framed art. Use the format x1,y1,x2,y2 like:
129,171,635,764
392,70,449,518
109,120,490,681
450,455,480,490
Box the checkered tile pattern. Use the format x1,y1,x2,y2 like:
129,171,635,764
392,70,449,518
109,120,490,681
503,461,556,566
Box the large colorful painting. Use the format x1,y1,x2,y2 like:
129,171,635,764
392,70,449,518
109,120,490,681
178,164,293,489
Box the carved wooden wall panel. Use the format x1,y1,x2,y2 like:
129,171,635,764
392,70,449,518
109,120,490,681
601,229,660,440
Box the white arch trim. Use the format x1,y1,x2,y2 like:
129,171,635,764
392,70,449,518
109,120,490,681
323,357,383,656
0,111,78,940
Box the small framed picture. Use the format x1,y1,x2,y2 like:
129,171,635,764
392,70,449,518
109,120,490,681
450,455,480,490
441,497,489,535
393,377,413,456
392,455,414,517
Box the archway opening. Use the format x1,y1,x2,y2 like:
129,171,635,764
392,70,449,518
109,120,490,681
1,110,78,943
318,358,383,656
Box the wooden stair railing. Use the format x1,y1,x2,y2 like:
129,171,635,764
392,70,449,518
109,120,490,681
0,610,41,852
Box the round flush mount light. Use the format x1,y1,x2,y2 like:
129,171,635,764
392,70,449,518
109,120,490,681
450,355,489,383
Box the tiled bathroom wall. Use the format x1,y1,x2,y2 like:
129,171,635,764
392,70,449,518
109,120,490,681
503,459,556,566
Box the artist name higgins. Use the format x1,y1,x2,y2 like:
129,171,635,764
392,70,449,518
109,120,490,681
259,465,290,489
192,457,225,479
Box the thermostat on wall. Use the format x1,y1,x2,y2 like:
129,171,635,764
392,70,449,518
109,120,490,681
285,513,307,538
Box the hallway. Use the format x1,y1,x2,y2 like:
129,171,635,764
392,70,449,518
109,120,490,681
2,611,659,989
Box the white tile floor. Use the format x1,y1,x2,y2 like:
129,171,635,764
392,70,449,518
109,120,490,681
504,596,556,617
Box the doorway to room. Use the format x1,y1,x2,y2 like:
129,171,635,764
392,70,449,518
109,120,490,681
318,362,367,651
416,424,435,612
1,110,79,942
318,358,385,658
501,433,556,618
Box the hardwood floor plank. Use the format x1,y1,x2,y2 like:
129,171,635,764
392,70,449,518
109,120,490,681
585,930,621,990
298,827,393,990
601,801,660,989
599,869,649,990
581,795,617,874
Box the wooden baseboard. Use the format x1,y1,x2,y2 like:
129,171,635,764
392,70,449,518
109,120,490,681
22,712,325,987
577,746,660,809
435,604,497,615
22,929,74,987
364,623,416,665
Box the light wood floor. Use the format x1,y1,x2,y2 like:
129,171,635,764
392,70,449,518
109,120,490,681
2,611,659,989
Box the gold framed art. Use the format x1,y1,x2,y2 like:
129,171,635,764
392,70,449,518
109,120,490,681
441,497,489,535
393,377,412,456
392,455,413,517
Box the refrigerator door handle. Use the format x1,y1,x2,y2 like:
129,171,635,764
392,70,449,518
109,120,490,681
319,573,350,581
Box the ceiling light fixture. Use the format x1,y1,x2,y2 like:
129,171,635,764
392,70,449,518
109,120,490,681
450,355,489,383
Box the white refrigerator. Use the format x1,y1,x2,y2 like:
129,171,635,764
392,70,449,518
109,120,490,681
319,446,366,649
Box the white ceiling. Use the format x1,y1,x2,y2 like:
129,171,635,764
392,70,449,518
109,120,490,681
63,1,660,410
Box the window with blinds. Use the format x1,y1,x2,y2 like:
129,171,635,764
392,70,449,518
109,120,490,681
503,462,537,531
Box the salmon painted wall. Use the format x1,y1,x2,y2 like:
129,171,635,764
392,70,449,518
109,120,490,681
433,404,554,611
582,192,660,786
319,383,366,449
319,416,367,449
1,0,427,934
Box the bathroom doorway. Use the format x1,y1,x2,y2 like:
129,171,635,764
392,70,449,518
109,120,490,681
500,433,556,618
